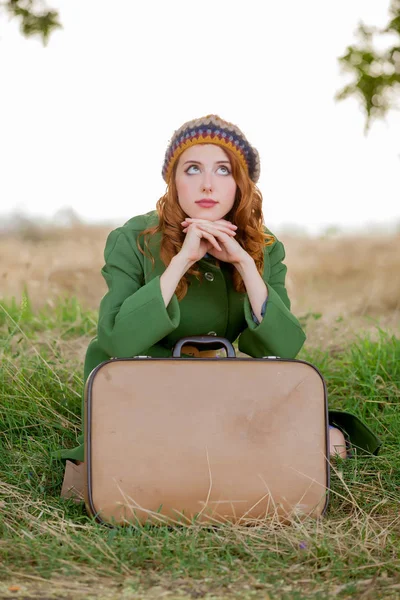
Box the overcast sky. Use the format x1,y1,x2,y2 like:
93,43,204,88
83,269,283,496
1,0,399,235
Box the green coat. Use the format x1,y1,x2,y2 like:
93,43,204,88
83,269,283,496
57,211,380,462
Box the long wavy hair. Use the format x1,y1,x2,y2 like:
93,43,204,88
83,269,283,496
138,145,274,300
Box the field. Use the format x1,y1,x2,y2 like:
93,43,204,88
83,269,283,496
1,222,400,599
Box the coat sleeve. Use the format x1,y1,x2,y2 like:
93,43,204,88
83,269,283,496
96,228,180,358
238,238,306,358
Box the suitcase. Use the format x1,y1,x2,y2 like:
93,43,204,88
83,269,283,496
84,336,330,526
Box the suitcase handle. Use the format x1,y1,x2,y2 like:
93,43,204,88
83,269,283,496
172,336,236,358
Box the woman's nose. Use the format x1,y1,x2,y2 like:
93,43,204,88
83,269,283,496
201,174,213,192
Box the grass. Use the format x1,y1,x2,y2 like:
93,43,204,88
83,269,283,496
1,293,400,599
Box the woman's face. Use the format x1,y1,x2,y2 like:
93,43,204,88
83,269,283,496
175,144,237,220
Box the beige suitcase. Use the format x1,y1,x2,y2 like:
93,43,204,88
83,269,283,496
84,337,330,526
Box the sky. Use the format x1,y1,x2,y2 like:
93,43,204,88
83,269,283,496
1,0,399,235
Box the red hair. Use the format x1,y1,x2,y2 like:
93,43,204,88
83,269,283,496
138,145,274,300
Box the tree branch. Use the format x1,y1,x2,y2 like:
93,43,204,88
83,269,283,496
2,0,61,44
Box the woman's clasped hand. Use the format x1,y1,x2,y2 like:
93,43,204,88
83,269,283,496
180,218,249,265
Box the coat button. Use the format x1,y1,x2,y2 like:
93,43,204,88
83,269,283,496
205,272,214,282
208,331,217,336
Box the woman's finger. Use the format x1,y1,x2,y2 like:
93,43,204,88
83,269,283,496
183,224,221,252
183,218,237,230
185,227,235,236
217,220,237,229
198,229,222,251
182,218,237,230
182,225,235,236
183,222,236,236
193,224,234,242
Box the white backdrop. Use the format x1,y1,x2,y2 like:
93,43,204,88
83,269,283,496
1,0,399,234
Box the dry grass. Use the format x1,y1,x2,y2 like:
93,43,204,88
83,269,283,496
284,233,400,315
1,221,399,350
0,223,109,311
2,460,400,598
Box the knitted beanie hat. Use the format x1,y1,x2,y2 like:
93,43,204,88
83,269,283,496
162,114,260,184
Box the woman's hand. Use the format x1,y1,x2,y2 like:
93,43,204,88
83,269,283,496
180,218,268,323
178,221,225,265
181,218,249,266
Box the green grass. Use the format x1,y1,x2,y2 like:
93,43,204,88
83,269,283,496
1,294,400,599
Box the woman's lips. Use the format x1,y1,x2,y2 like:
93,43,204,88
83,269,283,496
195,201,217,208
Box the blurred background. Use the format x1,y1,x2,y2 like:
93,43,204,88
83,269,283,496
1,0,399,349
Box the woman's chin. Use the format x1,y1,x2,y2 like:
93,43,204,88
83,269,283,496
190,209,226,221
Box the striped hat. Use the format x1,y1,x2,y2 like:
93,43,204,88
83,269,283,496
162,114,260,184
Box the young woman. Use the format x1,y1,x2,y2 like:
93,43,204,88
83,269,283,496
59,114,377,499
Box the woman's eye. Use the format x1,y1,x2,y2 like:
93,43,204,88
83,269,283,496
218,166,231,174
185,164,231,174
